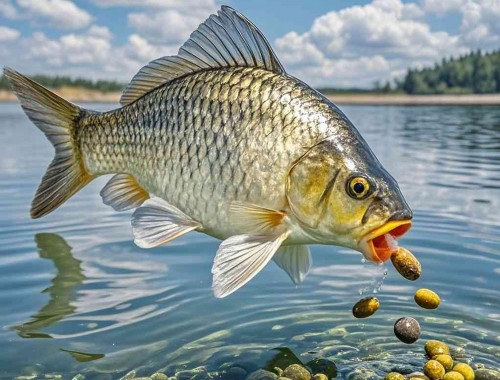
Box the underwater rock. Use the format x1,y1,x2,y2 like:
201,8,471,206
432,355,453,371
425,341,450,358
352,297,380,318
384,372,405,380
71,375,85,380
225,366,248,379
423,360,445,379
245,369,278,380
394,317,421,344
347,367,378,380
121,371,137,380
407,372,430,380
391,248,421,281
151,373,169,380
475,368,500,380
312,375,328,380
414,289,440,309
282,364,311,380
452,364,475,380
443,372,465,380
305,358,337,379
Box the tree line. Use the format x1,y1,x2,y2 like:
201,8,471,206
0,74,125,92
398,49,500,94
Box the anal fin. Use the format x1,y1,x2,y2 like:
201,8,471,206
100,174,149,211
131,197,201,248
273,245,312,285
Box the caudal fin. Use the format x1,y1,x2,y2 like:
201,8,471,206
4,68,94,218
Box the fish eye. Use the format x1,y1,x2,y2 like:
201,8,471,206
347,176,372,199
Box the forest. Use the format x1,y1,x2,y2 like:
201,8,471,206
0,74,124,92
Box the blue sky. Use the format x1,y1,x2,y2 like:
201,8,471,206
1,0,499,88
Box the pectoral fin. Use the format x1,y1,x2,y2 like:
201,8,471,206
212,230,290,298
100,174,149,211
131,197,201,248
230,201,286,233
273,245,312,285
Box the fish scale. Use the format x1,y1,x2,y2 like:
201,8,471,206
78,67,341,238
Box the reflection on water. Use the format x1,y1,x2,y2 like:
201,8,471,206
14,233,85,339
0,104,499,379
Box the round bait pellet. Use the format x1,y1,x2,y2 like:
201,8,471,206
452,363,475,380
432,354,453,371
313,374,328,380
394,316,421,344
415,289,441,309
443,372,465,380
352,296,380,318
385,372,405,380
391,247,422,281
424,360,445,380
282,364,311,380
425,340,450,358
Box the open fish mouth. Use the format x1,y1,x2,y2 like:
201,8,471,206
358,219,412,262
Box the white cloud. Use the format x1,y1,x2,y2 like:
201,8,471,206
90,0,216,8
0,26,20,41
422,0,465,13
16,0,92,30
274,0,466,87
0,0,18,18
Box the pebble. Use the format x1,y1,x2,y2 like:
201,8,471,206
150,374,169,380
305,358,337,379
415,289,441,309
245,369,278,380
390,247,421,281
406,372,430,380
425,340,450,358
121,371,137,380
71,376,86,380
385,372,405,380
452,363,475,380
475,368,500,380
394,316,421,344
352,296,380,318
433,355,454,371
312,375,328,380
282,365,311,380
424,360,445,380
443,372,465,380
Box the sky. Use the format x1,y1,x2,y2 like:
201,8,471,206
0,0,499,88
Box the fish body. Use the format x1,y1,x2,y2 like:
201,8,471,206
5,6,413,297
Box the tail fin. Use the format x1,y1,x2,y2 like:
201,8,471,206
4,67,94,218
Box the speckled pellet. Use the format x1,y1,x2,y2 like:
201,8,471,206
424,360,445,379
415,289,441,309
425,340,450,358
452,363,475,380
282,364,311,380
394,316,421,344
385,372,405,380
352,297,380,318
390,247,421,281
433,355,453,371
443,372,465,380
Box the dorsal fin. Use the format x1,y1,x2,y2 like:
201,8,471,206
120,6,285,106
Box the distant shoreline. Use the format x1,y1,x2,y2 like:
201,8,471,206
2,88,500,105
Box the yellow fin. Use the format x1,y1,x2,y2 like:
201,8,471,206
230,201,286,233
100,174,149,211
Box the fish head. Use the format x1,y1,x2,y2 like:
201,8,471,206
287,132,412,263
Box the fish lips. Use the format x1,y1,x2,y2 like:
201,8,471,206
358,219,412,262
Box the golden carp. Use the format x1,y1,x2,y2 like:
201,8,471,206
5,6,412,298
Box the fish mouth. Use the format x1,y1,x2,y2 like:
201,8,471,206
358,219,412,262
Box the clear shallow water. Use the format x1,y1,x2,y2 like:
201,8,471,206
0,103,499,379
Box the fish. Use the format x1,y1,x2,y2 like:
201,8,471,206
4,6,413,298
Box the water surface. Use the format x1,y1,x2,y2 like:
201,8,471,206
0,103,499,379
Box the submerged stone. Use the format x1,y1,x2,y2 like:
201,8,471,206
282,364,311,380
475,368,500,380
246,369,278,380
305,358,337,379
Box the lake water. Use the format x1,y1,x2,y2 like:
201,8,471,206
0,103,498,379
